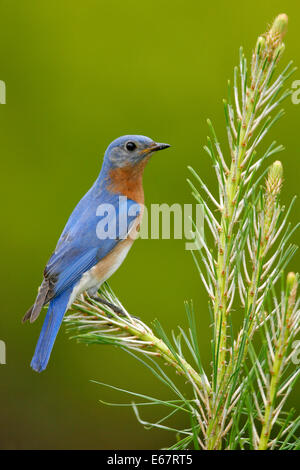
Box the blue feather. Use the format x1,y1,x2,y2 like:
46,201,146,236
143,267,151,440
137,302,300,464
30,193,139,371
31,288,73,372
27,134,166,372
46,189,139,298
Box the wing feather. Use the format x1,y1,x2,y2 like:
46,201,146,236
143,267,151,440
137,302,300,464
40,190,140,304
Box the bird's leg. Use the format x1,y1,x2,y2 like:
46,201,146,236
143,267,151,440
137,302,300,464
90,296,127,317
90,295,140,320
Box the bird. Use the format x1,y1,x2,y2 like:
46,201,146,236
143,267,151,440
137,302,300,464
23,135,170,372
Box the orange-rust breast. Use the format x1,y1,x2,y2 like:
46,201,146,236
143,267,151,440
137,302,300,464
107,157,150,204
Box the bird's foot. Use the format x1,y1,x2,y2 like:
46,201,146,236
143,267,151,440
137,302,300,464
90,296,127,317
90,296,140,321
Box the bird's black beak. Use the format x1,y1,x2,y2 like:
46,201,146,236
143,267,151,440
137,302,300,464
141,142,170,157
151,142,171,152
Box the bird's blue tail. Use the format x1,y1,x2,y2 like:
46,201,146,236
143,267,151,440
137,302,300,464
31,288,72,372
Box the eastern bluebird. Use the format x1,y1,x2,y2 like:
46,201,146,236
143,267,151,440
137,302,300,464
23,135,170,372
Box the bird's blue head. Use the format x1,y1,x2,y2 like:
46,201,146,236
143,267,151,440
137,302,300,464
98,135,170,201
103,135,170,169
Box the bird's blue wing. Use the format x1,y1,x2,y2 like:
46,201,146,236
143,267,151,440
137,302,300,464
44,189,140,299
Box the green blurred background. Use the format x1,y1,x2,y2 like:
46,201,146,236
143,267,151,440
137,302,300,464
0,0,299,449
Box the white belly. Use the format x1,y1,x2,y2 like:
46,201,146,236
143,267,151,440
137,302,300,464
67,213,142,309
67,238,134,308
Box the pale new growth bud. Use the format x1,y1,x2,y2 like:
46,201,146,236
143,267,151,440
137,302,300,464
266,160,283,196
274,43,285,61
255,36,266,56
287,272,298,310
270,14,288,38
263,161,283,240
265,14,288,58
287,272,296,290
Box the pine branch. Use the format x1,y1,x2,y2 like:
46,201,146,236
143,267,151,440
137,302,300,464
65,13,299,450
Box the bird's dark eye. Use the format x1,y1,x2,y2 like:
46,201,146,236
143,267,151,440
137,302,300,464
125,141,136,152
